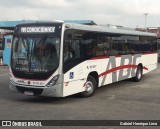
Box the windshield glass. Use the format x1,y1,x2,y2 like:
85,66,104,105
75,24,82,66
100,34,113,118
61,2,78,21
11,35,60,79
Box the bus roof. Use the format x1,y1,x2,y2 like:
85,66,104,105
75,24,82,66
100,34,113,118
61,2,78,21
15,22,157,37
66,23,157,37
0,20,96,30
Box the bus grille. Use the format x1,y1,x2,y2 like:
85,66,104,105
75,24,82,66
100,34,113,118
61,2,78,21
16,86,43,95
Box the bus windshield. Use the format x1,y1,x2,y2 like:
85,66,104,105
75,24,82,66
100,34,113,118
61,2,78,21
11,35,60,79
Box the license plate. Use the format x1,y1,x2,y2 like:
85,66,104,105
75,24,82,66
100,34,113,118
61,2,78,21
24,91,34,96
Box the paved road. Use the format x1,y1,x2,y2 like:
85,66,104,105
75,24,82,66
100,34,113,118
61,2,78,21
0,67,160,129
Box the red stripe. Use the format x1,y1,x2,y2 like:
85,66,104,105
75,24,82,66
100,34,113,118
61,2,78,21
142,52,157,55
89,55,121,60
99,64,148,77
143,66,148,70
115,55,121,57
89,56,110,60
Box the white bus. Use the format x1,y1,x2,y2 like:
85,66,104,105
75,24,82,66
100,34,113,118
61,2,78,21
9,21,158,97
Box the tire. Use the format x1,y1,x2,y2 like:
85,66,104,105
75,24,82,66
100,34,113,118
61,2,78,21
79,75,97,97
134,66,142,82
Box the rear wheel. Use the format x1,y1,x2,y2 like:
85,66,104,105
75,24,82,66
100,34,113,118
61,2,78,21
79,75,97,97
134,66,142,82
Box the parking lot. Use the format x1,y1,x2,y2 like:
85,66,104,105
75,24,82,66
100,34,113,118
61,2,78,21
0,66,160,129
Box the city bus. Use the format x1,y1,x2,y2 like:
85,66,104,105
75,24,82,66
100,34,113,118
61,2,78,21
9,21,158,97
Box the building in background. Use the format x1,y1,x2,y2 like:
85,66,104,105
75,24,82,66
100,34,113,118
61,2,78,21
136,27,160,37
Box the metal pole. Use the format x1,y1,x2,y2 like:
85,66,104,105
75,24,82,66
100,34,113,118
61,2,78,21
144,13,149,28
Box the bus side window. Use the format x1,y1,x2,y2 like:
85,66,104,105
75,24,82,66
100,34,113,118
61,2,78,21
103,36,111,56
150,38,157,52
111,37,118,55
64,34,76,61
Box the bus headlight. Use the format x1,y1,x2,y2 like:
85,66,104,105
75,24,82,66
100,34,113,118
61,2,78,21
46,75,59,87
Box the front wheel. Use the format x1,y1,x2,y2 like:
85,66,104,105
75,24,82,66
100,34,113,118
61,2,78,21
134,66,142,82
79,75,97,97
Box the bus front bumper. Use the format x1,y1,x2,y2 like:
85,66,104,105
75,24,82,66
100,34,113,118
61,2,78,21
9,82,63,97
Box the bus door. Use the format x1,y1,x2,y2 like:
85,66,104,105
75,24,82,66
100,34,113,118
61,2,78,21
3,35,12,65
0,36,3,64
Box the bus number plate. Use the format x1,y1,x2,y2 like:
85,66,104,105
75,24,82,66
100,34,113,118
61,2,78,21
24,91,34,96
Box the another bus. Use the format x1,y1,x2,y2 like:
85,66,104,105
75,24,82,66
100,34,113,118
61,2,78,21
9,21,158,97
0,34,13,66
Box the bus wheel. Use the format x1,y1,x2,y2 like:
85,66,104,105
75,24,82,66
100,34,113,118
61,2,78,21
134,66,142,82
80,75,97,97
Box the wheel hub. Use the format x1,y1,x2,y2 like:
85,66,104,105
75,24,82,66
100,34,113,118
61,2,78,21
85,81,94,93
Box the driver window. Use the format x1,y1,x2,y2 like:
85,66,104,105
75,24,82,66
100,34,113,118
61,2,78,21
64,34,80,62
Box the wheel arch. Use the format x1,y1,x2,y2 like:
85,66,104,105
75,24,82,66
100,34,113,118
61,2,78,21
88,71,99,87
137,63,143,74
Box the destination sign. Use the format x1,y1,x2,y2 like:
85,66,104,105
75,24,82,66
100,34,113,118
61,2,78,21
20,27,55,33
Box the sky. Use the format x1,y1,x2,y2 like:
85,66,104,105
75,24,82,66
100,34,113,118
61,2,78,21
0,0,160,28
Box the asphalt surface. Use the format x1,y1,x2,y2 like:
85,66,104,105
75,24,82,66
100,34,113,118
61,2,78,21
0,66,160,129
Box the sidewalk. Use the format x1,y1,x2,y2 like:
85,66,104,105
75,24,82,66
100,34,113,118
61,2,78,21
0,66,9,74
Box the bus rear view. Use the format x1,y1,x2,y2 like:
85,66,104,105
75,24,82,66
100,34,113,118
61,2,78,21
10,22,64,97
